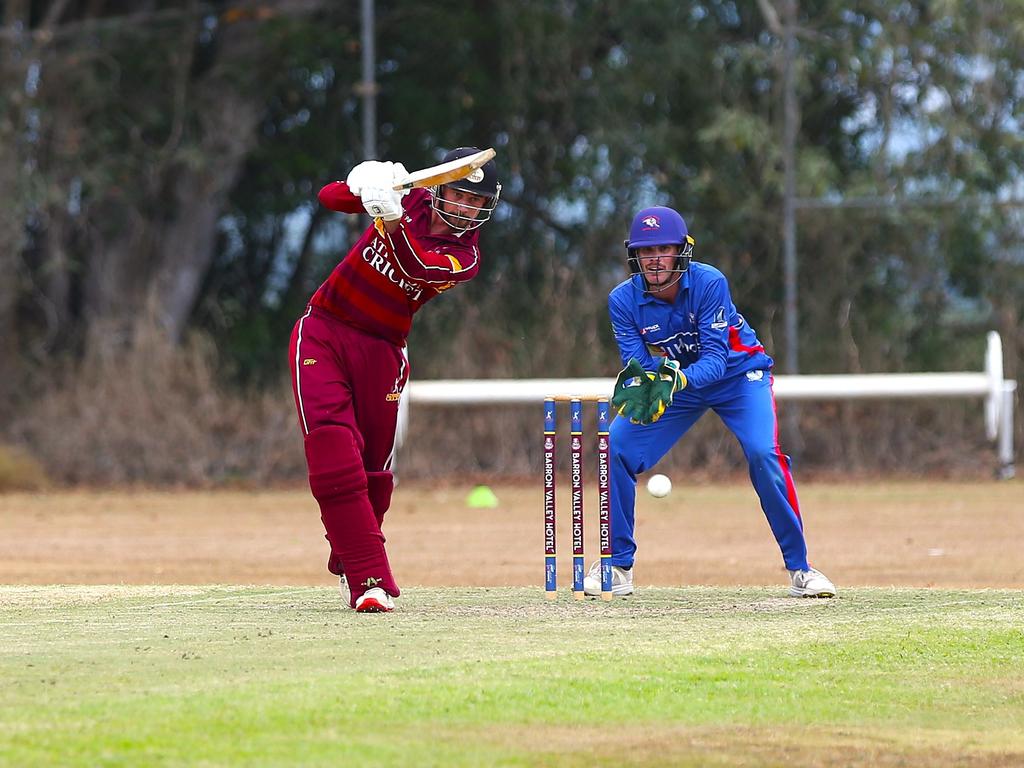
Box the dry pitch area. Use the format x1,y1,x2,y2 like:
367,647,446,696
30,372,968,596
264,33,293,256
2,480,1022,589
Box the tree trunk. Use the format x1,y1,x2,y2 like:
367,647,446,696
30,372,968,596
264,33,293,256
75,10,267,351
147,88,261,341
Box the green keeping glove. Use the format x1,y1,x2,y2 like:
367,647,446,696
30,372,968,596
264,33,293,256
643,359,687,424
611,358,654,423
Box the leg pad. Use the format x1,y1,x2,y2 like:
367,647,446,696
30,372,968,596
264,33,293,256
304,426,399,605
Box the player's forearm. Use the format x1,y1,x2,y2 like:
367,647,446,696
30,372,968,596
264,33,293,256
610,315,658,369
383,226,478,285
609,302,658,369
681,349,728,389
614,338,659,371
318,182,365,214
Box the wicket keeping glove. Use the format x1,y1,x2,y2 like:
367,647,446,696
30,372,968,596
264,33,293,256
643,359,687,424
360,186,404,222
611,358,655,424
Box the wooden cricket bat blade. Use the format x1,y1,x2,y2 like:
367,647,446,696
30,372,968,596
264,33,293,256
393,148,496,191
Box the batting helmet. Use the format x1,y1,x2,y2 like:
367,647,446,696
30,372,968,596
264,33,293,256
430,146,502,232
624,206,694,292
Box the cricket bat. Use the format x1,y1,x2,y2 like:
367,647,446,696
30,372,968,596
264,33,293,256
392,148,496,191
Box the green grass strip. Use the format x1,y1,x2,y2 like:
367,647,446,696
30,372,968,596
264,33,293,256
1,586,1022,767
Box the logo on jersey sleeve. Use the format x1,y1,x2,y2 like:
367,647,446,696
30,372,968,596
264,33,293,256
711,306,728,330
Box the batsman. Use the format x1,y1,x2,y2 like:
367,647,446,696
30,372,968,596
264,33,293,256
289,147,500,612
583,205,836,599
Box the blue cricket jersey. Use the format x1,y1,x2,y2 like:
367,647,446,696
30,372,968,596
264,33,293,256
607,262,773,389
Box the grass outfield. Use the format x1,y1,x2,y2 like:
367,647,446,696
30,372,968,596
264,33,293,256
2,586,1022,767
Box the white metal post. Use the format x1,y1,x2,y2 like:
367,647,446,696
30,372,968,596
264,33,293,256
998,381,1017,480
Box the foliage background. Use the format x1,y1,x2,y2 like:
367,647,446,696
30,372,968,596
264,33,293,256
1,0,1021,485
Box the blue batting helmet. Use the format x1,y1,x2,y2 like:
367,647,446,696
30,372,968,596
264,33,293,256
624,206,694,291
626,206,689,249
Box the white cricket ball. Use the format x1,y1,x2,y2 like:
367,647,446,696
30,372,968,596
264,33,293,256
646,473,672,498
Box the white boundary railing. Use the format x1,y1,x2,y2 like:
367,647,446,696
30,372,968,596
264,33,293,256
402,331,1017,478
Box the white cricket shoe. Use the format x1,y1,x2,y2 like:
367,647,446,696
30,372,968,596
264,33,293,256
789,567,837,598
355,587,395,613
582,560,634,597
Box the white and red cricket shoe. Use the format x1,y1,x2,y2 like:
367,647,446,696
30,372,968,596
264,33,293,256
354,587,395,613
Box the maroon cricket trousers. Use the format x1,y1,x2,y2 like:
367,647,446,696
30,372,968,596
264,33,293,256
289,305,408,605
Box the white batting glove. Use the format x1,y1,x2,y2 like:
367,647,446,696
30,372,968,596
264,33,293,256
361,186,404,221
346,160,390,195
390,162,410,197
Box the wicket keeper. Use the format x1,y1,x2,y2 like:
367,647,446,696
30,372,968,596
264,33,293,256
583,206,836,599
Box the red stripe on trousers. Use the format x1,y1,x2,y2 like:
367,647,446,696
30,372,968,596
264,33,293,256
769,373,801,520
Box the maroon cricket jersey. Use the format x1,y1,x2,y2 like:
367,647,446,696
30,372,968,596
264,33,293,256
310,184,482,345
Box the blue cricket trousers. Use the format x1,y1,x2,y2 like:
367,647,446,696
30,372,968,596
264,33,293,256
609,370,810,571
